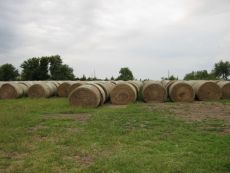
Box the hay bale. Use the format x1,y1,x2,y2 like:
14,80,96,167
28,82,57,98
0,83,26,99
161,80,176,94
95,82,115,101
57,81,75,97
217,81,230,99
192,81,222,101
169,81,195,102
142,81,167,102
68,81,86,96
68,84,102,107
110,82,137,105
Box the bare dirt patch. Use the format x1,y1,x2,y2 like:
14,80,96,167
43,113,91,123
146,101,230,134
74,154,94,166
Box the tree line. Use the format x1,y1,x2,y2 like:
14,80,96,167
161,60,230,81
0,55,135,81
0,56,229,81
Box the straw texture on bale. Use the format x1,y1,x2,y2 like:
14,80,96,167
69,84,101,107
110,82,137,105
57,81,75,97
0,83,26,99
192,81,221,101
169,81,195,102
161,80,176,94
28,82,57,98
68,81,86,96
217,81,230,99
142,81,167,102
95,82,115,100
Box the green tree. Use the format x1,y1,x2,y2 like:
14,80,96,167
162,75,178,80
81,75,86,81
184,70,216,80
0,64,19,81
38,57,50,80
117,67,134,81
49,55,62,80
21,55,75,80
213,60,230,80
21,58,41,80
111,76,114,80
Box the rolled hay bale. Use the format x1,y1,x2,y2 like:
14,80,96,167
142,81,167,102
69,84,104,107
161,80,176,93
192,81,222,101
217,81,230,99
95,82,115,101
57,81,75,97
0,83,27,99
28,82,57,98
68,81,86,96
110,82,137,105
169,81,195,102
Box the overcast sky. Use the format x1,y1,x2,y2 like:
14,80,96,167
0,0,229,79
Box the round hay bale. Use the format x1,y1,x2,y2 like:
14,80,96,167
69,84,101,107
87,83,106,105
57,81,75,97
142,81,167,102
217,81,230,99
193,81,222,101
161,80,176,94
28,82,57,98
169,81,195,102
110,82,137,105
0,83,25,99
95,82,115,101
68,81,86,96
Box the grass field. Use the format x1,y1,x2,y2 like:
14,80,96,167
0,98,230,173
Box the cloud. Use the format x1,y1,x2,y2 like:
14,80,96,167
0,0,229,79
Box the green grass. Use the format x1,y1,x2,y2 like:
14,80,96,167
0,98,229,173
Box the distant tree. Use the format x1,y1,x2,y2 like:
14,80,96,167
162,75,178,80
117,67,134,81
213,60,230,80
184,70,216,80
21,57,41,80
21,55,75,80
38,57,50,80
87,77,92,81
0,64,19,81
55,64,75,80
104,77,108,81
110,76,114,80
81,75,86,81
49,55,63,80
